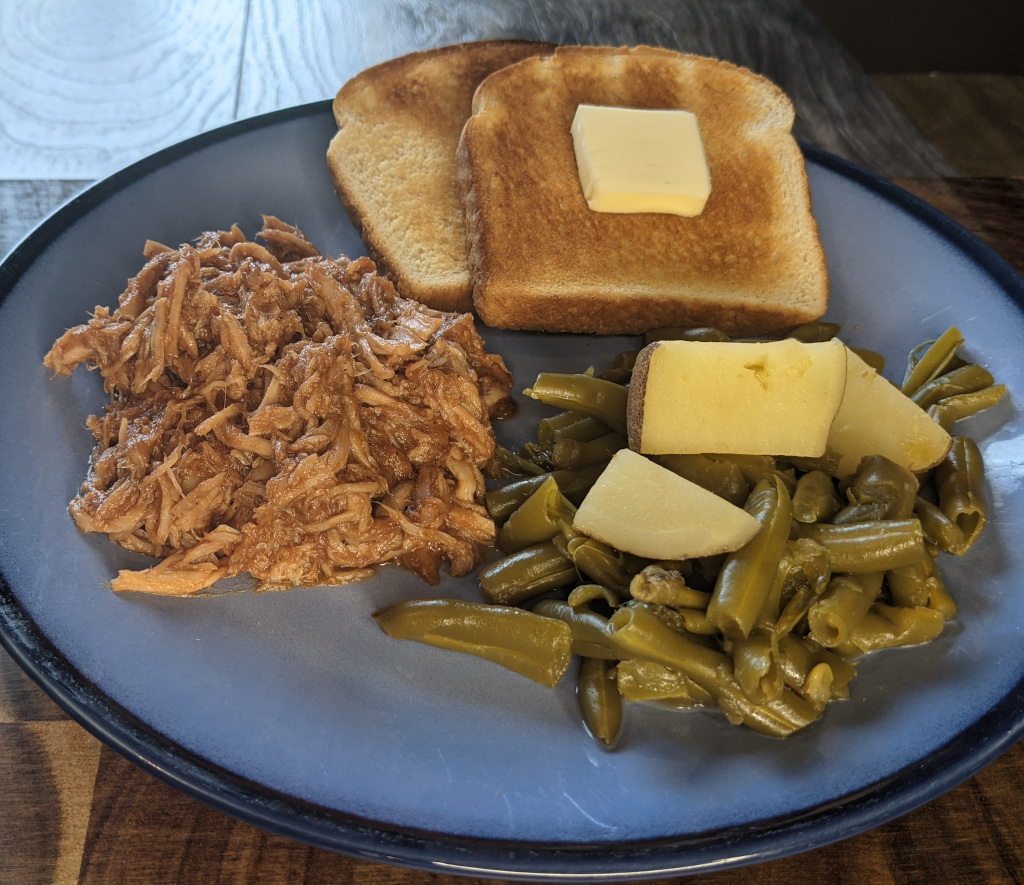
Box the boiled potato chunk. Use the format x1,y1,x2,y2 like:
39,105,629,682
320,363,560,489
828,347,953,477
572,449,760,560
627,338,847,457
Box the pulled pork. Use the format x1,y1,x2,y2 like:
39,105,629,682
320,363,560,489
44,217,513,595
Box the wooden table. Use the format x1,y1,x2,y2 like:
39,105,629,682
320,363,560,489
1,2,1022,882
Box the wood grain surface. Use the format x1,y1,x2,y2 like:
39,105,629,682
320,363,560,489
1,176,1021,885
0,0,952,181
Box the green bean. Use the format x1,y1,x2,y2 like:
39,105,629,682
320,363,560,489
688,553,729,593
622,600,720,645
934,436,986,555
833,454,919,523
791,469,842,523
524,373,628,435
615,659,713,705
672,608,719,635
891,550,955,616
927,568,958,619
886,555,935,608
720,454,776,487
786,321,842,342
568,537,635,597
912,495,965,555
839,603,945,654
928,385,1007,432
537,411,610,448
911,364,995,409
808,572,884,648
731,627,783,704
629,564,711,610
781,448,842,476
707,475,793,640
496,475,576,553
901,326,964,395
777,634,857,700
656,453,750,507
485,462,608,522
774,540,832,637
793,519,926,573
479,540,576,605
372,598,572,688
552,431,627,469
516,441,555,471
607,604,821,736
495,445,548,476
531,597,619,659
566,582,621,610
755,544,793,629
798,663,835,711
598,350,640,384
578,657,624,749
645,325,729,344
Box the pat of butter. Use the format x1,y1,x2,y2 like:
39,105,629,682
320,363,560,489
570,104,711,216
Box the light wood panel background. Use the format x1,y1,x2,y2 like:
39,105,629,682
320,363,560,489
0,0,956,182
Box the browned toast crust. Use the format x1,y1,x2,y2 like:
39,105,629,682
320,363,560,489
457,45,829,335
327,40,553,312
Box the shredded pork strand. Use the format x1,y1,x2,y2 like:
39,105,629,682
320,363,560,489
44,217,514,595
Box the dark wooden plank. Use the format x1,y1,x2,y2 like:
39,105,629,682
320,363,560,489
878,75,1024,177
66,739,1024,884
0,721,101,885
0,648,69,723
893,177,1024,273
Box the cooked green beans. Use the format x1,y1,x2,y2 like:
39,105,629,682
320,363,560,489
629,564,711,610
578,657,624,749
537,410,611,448
901,326,965,395
839,603,945,654
552,431,627,469
792,469,842,523
928,385,1007,431
786,321,842,342
495,445,548,476
911,363,995,409
530,598,619,660
496,476,575,553
707,476,793,640
836,454,919,522
934,436,987,555
485,462,607,522
645,325,730,344
808,572,884,648
372,598,573,687
478,540,576,605
794,519,926,573
608,605,821,737
657,453,750,507
371,326,1004,749
731,627,783,704
615,659,712,705
524,373,628,435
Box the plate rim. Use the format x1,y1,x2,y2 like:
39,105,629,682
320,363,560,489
1,100,1022,880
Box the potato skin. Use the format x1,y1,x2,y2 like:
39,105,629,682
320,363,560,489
626,341,659,451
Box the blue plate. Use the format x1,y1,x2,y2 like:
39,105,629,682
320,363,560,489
1,102,1022,880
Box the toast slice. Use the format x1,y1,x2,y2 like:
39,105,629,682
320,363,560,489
457,45,829,335
327,40,553,312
